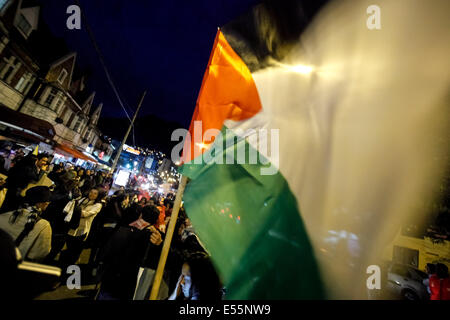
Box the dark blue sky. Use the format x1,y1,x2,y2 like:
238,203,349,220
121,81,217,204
39,0,259,128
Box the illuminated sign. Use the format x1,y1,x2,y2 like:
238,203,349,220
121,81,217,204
114,170,130,187
123,144,140,155
145,157,154,169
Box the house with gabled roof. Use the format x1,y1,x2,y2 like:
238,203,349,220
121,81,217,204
0,0,109,163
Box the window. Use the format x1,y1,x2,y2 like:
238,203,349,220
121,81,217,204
16,14,32,36
73,117,83,133
14,76,24,91
63,110,72,124
57,69,68,84
0,56,15,80
22,76,34,94
84,128,91,140
14,72,32,93
393,246,419,268
44,88,58,108
54,95,64,113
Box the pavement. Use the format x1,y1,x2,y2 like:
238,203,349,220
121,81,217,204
34,248,99,300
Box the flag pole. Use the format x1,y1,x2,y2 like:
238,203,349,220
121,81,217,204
149,174,188,300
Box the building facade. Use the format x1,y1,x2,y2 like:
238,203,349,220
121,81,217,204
0,0,109,163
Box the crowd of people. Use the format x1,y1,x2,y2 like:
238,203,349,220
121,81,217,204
0,146,223,300
3,146,447,301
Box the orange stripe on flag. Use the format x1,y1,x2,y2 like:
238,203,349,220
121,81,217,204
182,30,262,163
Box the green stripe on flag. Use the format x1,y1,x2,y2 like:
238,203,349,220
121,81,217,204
180,127,325,299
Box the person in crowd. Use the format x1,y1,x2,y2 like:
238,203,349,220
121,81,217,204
47,162,65,185
155,197,167,233
0,153,48,213
429,263,450,300
162,199,174,227
42,170,81,264
96,204,163,300
148,196,157,207
80,169,95,196
35,153,50,174
104,172,113,189
0,174,6,209
0,228,21,299
11,148,25,167
0,228,61,300
59,187,105,267
0,186,52,262
168,251,222,301
423,263,437,296
0,148,11,174
138,197,147,207
127,200,163,231
166,208,207,292
76,168,85,188
64,162,74,171
88,190,130,268
121,192,146,223
95,170,106,187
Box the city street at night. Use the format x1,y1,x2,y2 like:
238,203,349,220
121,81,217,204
0,0,449,309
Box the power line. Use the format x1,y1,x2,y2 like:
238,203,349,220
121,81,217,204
75,0,132,122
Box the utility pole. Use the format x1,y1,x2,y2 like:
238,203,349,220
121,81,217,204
111,91,147,173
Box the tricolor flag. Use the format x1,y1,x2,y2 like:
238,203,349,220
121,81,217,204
178,0,449,299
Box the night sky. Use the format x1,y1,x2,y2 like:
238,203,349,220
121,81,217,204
39,0,259,128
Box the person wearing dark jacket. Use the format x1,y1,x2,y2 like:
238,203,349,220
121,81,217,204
42,170,80,264
80,170,95,196
0,154,44,213
0,150,8,175
166,208,207,293
96,205,163,300
47,163,65,185
95,171,106,187
88,191,129,267
0,229,21,299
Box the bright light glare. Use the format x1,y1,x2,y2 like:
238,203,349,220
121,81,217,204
289,64,314,74
271,59,315,75
195,142,209,150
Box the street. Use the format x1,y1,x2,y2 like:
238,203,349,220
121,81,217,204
34,249,98,300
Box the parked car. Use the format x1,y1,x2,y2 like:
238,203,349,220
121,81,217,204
386,263,429,300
